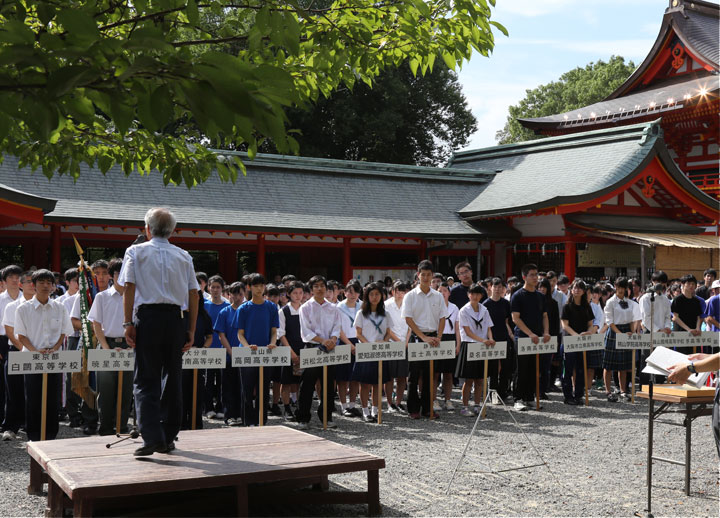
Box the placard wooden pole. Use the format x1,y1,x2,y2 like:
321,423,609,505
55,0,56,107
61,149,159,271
191,369,198,430
631,350,636,403
583,351,589,407
535,354,540,410
482,359,488,418
259,366,264,427
377,361,383,425
429,359,435,419
40,373,48,441
322,365,328,430
116,371,123,434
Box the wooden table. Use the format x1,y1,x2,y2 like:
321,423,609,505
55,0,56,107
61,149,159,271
636,389,714,498
27,426,385,517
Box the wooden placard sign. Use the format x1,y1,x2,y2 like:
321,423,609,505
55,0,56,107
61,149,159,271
516,336,558,355
355,341,406,362
407,340,455,362
563,334,605,353
466,341,507,360
182,348,227,369
87,349,135,371
232,346,291,367
299,344,352,368
8,350,82,375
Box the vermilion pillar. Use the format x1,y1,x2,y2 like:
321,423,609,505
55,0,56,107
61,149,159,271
257,233,266,275
51,224,61,272
506,245,513,278
342,237,351,283
564,241,576,281
419,240,427,261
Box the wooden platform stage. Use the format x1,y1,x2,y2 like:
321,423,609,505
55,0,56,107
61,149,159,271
27,426,385,517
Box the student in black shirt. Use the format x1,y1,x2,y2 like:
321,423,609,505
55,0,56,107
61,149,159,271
671,274,706,355
510,264,550,411
483,278,514,403
449,261,487,309
560,280,595,405
696,268,717,301
537,278,559,400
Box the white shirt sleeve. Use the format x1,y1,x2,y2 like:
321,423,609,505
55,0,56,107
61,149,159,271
117,247,135,287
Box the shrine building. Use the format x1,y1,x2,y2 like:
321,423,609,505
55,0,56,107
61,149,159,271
0,0,717,284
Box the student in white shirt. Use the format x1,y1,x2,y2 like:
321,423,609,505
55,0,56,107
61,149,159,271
1,269,33,441
384,281,410,413
401,260,448,419
455,284,495,416
336,280,362,418
602,278,641,402
14,269,73,441
88,258,134,436
297,275,341,429
354,283,399,422
277,281,305,420
436,283,460,412
0,265,22,440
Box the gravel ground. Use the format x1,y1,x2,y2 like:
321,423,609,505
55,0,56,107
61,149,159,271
1,387,718,517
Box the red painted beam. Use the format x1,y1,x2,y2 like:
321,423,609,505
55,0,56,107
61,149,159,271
564,241,576,281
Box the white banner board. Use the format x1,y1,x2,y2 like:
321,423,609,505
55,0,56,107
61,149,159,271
562,334,605,353
87,349,135,371
467,341,507,361
299,344,352,368
8,350,82,375
516,336,558,356
355,341,406,362
615,333,652,350
407,340,456,362
182,348,227,369
232,346,291,367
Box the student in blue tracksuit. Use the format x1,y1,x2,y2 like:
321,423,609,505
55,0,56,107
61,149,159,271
234,274,279,427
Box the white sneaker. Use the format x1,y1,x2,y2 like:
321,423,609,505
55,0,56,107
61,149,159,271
325,421,337,429
385,404,397,414
444,401,455,411
225,418,235,426
514,401,528,412
473,405,481,415
433,400,442,412
205,410,216,419
215,412,225,420
460,407,473,416
2,430,16,441
297,422,310,430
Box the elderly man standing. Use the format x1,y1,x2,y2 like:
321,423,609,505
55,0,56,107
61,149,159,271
118,208,199,456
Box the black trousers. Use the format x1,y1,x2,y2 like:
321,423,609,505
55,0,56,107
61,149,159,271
222,364,241,420
64,337,83,421
0,336,7,425
297,357,335,424
133,304,184,447
181,366,206,430
240,367,271,426
25,373,62,441
513,331,535,402
2,337,25,433
488,340,514,399
407,332,437,415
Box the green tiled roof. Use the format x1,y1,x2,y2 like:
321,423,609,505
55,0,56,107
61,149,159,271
0,152,500,239
450,121,666,218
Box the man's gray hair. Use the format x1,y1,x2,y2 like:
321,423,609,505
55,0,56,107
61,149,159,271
144,208,177,238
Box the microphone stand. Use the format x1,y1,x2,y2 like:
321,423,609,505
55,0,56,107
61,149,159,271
644,289,656,517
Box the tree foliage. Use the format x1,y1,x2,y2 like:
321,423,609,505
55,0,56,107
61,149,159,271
0,0,506,186
496,56,636,145
259,61,477,166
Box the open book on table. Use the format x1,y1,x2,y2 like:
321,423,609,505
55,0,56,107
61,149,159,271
641,346,711,389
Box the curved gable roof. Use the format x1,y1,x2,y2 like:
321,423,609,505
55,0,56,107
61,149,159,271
449,120,717,220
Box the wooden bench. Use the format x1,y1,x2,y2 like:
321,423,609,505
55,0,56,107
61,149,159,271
27,426,384,517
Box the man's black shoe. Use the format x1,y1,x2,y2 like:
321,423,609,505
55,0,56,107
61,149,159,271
270,404,282,416
564,398,578,405
133,443,164,457
162,441,176,453
68,418,83,428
